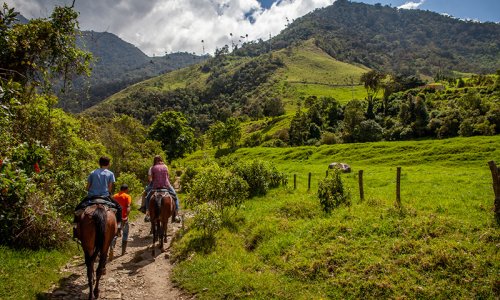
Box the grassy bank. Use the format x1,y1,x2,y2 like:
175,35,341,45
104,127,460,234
0,244,79,299
172,135,500,299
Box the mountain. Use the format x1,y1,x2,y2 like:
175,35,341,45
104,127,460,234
57,31,208,112
84,39,368,127
84,1,499,145
236,0,500,77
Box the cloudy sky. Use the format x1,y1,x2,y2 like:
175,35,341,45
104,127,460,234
5,0,499,56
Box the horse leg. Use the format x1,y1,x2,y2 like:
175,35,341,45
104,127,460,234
109,236,116,262
94,251,108,299
151,220,156,256
159,223,164,252
163,220,168,243
85,253,95,300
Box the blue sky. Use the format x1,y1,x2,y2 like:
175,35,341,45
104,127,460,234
6,0,499,56
353,0,500,22
258,0,500,22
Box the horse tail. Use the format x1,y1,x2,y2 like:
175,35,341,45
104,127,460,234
154,194,161,218
92,206,107,252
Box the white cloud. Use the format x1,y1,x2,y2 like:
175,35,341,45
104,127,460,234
5,0,334,56
397,0,425,10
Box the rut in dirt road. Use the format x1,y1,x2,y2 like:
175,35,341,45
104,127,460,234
44,212,191,300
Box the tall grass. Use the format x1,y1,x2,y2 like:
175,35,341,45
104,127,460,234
0,244,79,299
172,135,500,299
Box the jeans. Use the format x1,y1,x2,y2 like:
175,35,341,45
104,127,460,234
112,220,129,247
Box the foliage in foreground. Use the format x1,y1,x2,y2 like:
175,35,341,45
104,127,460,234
181,159,286,242
0,4,163,249
0,244,78,300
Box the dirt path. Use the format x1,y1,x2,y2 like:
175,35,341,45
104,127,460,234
46,204,190,300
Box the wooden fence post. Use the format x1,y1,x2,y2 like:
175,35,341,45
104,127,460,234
487,161,500,225
396,167,402,209
308,172,311,191
294,174,297,190
358,170,364,201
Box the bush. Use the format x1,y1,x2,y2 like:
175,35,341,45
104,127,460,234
192,202,223,238
0,163,69,249
317,170,350,213
115,172,143,198
186,164,249,217
179,165,200,193
232,160,286,197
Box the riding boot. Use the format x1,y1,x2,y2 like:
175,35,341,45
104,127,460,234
121,241,127,255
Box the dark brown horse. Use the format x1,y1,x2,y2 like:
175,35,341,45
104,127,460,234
148,190,175,256
76,204,117,299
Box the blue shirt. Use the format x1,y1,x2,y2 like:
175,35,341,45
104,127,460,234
87,168,115,197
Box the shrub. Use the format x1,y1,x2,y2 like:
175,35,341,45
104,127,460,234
186,164,249,217
179,165,200,193
232,160,286,197
0,163,69,249
192,202,223,238
115,172,143,198
317,170,350,213
243,131,263,147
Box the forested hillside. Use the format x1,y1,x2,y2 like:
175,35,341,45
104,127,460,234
237,0,500,76
84,40,370,127
57,31,207,112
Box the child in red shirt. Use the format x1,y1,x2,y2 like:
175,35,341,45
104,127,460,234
113,184,132,255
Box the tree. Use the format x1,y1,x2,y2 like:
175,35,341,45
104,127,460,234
342,100,366,142
224,117,241,148
289,107,310,146
148,110,196,162
207,121,226,149
0,4,96,249
0,4,91,92
360,70,385,119
262,97,285,117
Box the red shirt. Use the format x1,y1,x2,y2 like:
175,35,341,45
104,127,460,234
113,191,132,220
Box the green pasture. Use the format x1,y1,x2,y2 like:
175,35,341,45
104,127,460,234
275,39,369,85
0,244,79,300
172,135,500,299
291,83,367,104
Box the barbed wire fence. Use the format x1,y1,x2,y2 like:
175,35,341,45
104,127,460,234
280,163,497,219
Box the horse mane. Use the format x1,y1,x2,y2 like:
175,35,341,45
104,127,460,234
92,206,107,253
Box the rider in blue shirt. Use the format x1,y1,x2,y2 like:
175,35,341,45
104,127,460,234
74,157,122,237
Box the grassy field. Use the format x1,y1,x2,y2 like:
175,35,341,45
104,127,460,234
172,135,500,299
0,244,79,299
290,83,367,104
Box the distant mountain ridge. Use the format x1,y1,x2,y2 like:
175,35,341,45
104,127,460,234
56,31,207,112
15,13,207,112
237,0,500,76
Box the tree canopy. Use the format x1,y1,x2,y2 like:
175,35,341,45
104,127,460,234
148,110,196,162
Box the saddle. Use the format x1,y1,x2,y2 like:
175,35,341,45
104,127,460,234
153,189,170,201
76,200,117,217
83,204,116,216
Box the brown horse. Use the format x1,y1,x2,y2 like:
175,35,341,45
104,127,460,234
76,204,117,300
148,189,175,256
